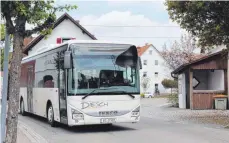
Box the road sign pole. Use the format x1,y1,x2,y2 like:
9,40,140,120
1,26,10,143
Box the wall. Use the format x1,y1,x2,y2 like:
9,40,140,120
140,45,172,94
193,70,208,90
208,70,224,90
28,19,93,55
178,73,186,108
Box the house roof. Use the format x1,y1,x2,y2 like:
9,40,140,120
137,44,152,56
23,36,35,48
172,50,226,74
23,13,97,55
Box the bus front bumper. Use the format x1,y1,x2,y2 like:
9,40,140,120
68,113,140,126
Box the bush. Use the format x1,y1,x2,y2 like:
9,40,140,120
167,93,179,107
161,79,178,89
140,93,145,98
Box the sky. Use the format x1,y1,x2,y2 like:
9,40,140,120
53,1,186,50
0,1,186,51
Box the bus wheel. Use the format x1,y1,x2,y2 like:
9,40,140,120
47,104,56,127
20,99,26,116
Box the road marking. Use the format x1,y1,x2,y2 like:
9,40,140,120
18,120,48,143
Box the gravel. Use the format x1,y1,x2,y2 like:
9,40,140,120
141,98,229,128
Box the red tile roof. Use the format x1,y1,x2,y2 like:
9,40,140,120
23,37,35,48
137,44,152,56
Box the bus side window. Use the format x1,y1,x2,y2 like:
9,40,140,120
43,75,54,88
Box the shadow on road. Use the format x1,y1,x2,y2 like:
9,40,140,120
21,113,136,133
64,124,136,133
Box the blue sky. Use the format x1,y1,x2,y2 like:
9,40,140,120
55,1,184,50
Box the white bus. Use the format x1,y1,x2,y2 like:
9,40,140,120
19,40,141,127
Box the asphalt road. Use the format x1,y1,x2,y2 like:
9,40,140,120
18,99,229,143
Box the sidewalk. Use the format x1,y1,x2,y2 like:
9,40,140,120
0,103,33,143
17,128,32,143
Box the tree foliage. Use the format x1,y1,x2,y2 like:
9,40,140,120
141,77,150,93
1,49,12,71
1,1,77,143
161,79,178,89
165,1,229,53
161,34,201,70
1,24,5,40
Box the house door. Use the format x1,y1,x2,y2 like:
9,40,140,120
27,66,34,113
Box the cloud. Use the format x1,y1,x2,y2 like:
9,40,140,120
80,11,185,50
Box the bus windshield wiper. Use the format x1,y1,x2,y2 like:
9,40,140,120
82,87,117,100
114,91,135,99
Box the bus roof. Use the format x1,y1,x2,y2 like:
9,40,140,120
22,40,135,61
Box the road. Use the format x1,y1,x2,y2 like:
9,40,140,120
18,99,229,143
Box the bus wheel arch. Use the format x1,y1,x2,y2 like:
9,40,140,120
46,100,56,127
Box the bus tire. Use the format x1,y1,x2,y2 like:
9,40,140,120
47,104,56,127
20,99,27,116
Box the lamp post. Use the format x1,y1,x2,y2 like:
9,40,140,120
1,25,10,143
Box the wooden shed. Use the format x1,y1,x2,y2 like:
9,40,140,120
172,50,228,110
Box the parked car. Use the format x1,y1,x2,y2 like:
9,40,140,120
144,92,153,98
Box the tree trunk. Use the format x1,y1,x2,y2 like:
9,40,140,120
5,33,24,143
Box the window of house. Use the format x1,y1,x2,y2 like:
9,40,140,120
143,72,147,77
155,72,158,78
143,60,147,65
149,50,152,55
155,60,158,65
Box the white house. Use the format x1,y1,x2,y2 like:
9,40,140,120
138,44,172,95
23,13,96,55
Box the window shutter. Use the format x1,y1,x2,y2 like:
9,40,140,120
56,38,62,44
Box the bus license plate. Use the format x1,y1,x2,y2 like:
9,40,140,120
100,118,116,124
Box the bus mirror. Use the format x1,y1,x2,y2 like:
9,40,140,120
115,46,138,67
64,51,72,69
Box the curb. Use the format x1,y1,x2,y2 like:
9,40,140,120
157,103,173,108
18,121,48,143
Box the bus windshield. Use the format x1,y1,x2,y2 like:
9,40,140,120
68,44,140,95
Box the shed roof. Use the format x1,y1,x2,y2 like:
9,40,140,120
172,50,227,74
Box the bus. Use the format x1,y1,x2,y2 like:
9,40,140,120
19,40,141,127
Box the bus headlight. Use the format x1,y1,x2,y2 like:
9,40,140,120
71,109,84,120
131,106,140,117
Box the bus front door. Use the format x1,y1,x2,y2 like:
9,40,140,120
59,70,67,124
27,66,34,113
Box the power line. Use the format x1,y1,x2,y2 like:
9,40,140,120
96,36,181,38
82,24,180,28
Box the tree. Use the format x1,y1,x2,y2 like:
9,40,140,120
1,1,77,143
161,34,201,70
141,77,150,93
161,79,178,89
165,1,229,53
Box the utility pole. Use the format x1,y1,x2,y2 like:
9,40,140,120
1,26,10,143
